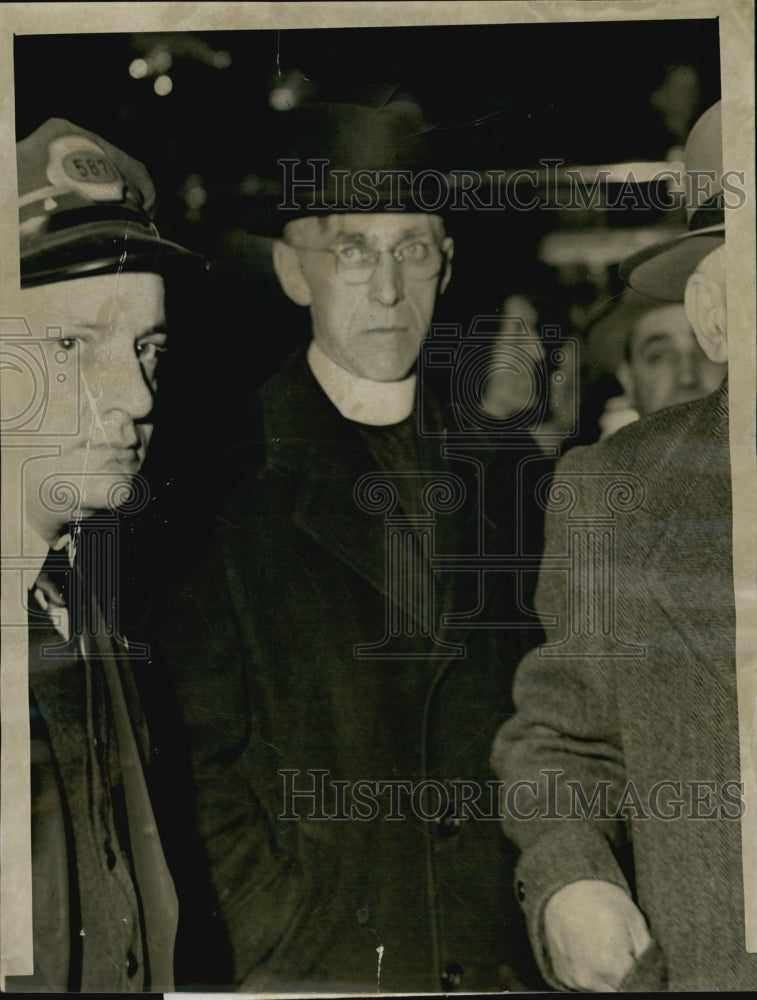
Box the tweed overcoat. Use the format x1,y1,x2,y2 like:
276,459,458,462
491,383,757,990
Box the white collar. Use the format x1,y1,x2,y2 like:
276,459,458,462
26,526,73,639
26,525,73,584
307,341,416,426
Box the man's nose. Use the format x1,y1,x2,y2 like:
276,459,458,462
96,352,154,423
369,250,403,306
676,351,700,387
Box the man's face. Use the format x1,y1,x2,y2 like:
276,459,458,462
19,271,167,541
282,213,452,381
623,303,727,418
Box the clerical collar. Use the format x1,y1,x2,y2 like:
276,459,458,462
307,341,417,426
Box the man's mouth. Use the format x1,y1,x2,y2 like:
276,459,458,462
93,444,143,470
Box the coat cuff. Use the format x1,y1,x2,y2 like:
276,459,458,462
512,822,631,988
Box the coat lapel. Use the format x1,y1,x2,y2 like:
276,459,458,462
29,627,90,796
263,352,415,608
261,352,493,651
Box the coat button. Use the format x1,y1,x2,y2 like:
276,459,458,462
516,879,526,901
440,961,463,991
126,951,139,978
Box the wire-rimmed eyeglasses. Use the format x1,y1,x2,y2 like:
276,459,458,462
287,237,446,285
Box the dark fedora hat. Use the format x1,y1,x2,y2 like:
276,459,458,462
619,102,725,301
238,100,463,235
585,288,683,375
18,118,206,288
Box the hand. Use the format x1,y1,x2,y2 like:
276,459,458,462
543,879,653,991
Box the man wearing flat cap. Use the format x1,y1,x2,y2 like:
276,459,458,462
3,119,202,991
492,101,756,990
152,101,550,993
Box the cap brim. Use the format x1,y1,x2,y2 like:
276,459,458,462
20,219,206,288
619,226,725,301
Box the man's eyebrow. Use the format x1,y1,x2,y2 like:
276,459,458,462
393,228,428,241
329,225,428,243
64,320,102,331
328,230,364,242
63,321,169,336
636,332,673,349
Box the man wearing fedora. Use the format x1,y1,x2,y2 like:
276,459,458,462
3,119,202,991
492,100,755,990
152,101,550,993
586,287,727,438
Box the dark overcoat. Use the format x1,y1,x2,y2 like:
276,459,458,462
7,537,176,993
152,350,552,993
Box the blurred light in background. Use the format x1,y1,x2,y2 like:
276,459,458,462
154,74,173,97
129,58,149,79
539,225,688,266
269,69,314,111
152,48,173,73
181,173,208,222
128,37,231,95
650,64,700,144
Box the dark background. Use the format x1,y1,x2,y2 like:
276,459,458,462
15,22,721,178
14,19,721,499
